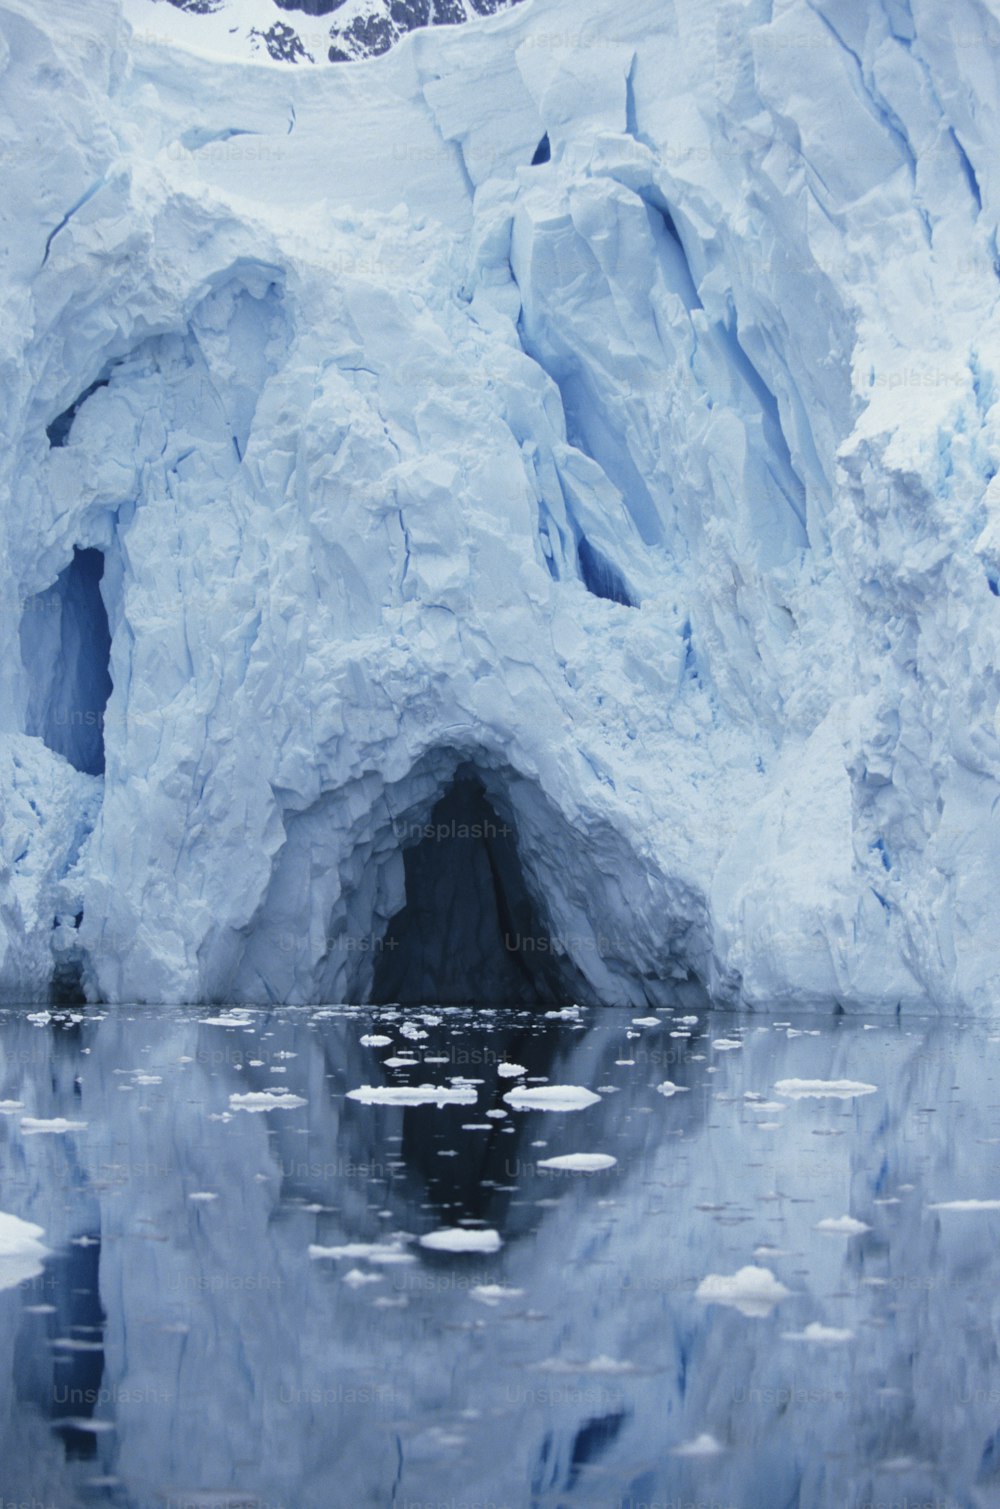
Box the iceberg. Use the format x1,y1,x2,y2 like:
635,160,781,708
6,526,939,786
1,0,999,1011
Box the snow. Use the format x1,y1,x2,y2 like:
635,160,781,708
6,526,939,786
347,1083,478,1107
0,1211,49,1292
1,0,999,1013
502,1085,601,1111
418,1227,503,1253
774,1080,879,1099
536,1153,617,1172
695,1266,792,1319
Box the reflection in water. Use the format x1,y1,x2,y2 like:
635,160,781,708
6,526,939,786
0,1005,998,1506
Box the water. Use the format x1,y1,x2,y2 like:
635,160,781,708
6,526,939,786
1,1003,998,1508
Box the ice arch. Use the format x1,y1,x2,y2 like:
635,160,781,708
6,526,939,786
371,771,583,1006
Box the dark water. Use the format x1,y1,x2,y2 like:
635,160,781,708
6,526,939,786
1,1003,999,1508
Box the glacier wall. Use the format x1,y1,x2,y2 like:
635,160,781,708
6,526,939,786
1,0,999,1008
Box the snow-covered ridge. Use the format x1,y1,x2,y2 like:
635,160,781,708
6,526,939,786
2,0,1000,1009
125,0,524,63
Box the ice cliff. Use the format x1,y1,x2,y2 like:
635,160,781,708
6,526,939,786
2,0,1000,1009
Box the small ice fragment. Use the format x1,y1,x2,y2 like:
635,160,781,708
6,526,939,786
712,1039,743,1051
0,1101,24,1114
470,1284,525,1306
775,1079,877,1099
360,1034,392,1047
695,1266,791,1318
347,1084,477,1107
342,1269,382,1287
815,1216,872,1235
309,1242,415,1264
927,1199,1000,1211
188,1192,218,1203
632,1016,660,1026
655,1082,691,1097
419,1228,503,1254
201,1011,255,1027
502,1086,600,1112
536,1154,617,1173
497,1063,526,1078
671,1433,724,1457
781,1322,854,1344
20,1118,87,1134
229,1091,307,1112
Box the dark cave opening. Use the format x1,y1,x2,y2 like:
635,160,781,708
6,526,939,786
20,547,113,777
371,774,580,1007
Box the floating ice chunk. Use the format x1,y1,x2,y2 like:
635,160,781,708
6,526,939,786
419,1228,503,1253
342,1269,383,1287
470,1284,525,1306
0,1101,24,1114
655,1082,691,1097
133,1074,162,1085
348,1084,477,1107
712,1039,743,1051
775,1079,878,1099
400,1024,428,1040
632,1017,660,1026
782,1323,855,1344
360,1034,393,1047
815,1216,872,1235
695,1266,791,1318
927,1199,1000,1211
383,1057,418,1068
502,1086,600,1111
309,1242,415,1264
201,1011,256,1027
228,1090,307,1112
0,1212,48,1291
536,1154,617,1172
188,1192,218,1203
671,1433,725,1457
20,1118,88,1134
497,1063,526,1078
532,1355,637,1375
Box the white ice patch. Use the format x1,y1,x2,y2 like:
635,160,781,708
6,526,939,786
927,1199,1000,1211
655,1082,691,1097
712,1039,743,1050
781,1323,855,1344
228,1090,307,1112
418,1228,503,1254
470,1284,525,1306
497,1063,527,1078
0,1212,49,1292
536,1154,617,1172
347,1084,477,1108
775,1079,878,1099
671,1433,725,1457
309,1242,415,1264
359,1035,393,1047
20,1118,88,1134
695,1266,792,1318
502,1086,601,1112
814,1216,872,1235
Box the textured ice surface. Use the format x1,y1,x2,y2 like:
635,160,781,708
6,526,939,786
3,0,1000,1008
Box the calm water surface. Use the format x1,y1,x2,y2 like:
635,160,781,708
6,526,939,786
0,1003,998,1508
